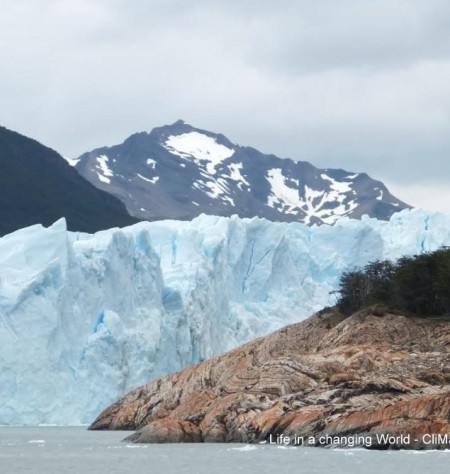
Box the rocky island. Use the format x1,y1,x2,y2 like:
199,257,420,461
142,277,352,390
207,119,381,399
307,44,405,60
90,308,450,449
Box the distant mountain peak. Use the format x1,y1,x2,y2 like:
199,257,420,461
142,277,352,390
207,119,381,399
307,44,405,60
75,123,411,225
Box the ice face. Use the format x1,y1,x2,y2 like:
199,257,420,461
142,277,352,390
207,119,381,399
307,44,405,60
0,209,450,425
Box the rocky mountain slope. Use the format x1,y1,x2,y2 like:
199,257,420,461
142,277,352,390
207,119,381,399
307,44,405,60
0,126,137,236
90,309,450,449
76,121,411,225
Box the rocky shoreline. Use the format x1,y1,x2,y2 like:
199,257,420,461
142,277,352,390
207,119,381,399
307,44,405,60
90,308,450,449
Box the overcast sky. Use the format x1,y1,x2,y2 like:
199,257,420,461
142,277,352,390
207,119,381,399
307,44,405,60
1,0,449,212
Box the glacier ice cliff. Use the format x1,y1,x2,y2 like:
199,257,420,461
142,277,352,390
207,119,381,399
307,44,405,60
0,209,450,425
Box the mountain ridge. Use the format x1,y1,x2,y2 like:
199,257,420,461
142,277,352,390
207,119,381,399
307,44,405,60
75,121,411,225
0,125,138,236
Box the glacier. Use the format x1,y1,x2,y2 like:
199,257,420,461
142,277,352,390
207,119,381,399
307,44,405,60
0,209,450,425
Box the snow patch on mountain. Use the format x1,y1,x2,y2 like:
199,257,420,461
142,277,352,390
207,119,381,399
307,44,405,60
266,168,304,216
192,171,235,206
266,169,361,225
94,155,114,184
62,156,80,167
228,162,250,190
146,158,157,169
137,173,159,184
302,186,328,225
163,132,235,174
321,173,352,195
203,178,234,206
319,174,359,224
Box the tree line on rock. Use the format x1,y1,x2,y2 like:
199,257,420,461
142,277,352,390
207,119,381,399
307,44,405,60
337,247,450,317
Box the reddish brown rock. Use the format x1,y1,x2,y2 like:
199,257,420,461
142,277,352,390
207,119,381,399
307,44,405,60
125,418,202,443
90,309,450,449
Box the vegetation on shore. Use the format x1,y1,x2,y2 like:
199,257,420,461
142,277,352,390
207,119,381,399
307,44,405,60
336,247,450,317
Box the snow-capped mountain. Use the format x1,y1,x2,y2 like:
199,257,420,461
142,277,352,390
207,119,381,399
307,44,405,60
0,209,449,425
75,121,410,225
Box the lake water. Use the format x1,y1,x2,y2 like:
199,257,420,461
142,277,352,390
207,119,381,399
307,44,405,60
1,427,449,474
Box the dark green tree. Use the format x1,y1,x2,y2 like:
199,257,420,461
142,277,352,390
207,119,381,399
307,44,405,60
336,247,450,317
336,269,368,314
363,259,396,303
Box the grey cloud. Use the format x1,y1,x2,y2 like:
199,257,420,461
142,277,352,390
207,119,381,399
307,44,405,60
116,0,450,72
242,0,450,73
1,0,449,212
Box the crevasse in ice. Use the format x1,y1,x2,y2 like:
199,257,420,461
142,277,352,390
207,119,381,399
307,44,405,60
0,209,449,425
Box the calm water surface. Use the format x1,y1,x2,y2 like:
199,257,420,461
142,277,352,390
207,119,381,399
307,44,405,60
1,427,449,474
